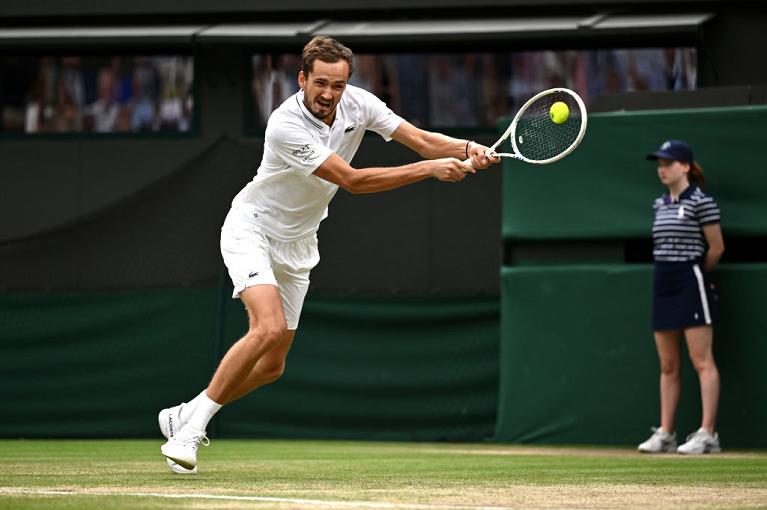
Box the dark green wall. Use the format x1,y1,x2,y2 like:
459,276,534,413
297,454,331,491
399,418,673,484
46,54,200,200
0,289,499,440
495,264,767,448
502,106,767,241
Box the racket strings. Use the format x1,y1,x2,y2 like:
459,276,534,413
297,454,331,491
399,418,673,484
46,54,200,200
511,92,583,162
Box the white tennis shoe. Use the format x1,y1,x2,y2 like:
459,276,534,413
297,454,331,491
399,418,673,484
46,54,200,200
159,403,197,474
161,424,209,470
158,403,185,440
166,457,196,474
638,427,677,453
677,428,721,454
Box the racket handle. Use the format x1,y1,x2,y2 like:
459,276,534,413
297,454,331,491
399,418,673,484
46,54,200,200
463,150,500,168
462,149,487,167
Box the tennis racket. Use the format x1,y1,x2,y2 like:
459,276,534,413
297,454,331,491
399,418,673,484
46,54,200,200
469,87,587,166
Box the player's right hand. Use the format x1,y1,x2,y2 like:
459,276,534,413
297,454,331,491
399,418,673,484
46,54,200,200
468,143,501,169
432,158,475,182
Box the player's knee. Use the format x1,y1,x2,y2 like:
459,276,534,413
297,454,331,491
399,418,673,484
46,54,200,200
251,320,287,349
689,354,716,374
261,361,286,384
659,359,680,376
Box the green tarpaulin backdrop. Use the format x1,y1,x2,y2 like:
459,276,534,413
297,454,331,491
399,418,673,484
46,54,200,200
0,291,499,441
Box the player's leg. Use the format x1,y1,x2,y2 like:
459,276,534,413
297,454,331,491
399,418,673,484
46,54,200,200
161,284,286,469
160,223,285,470
159,301,299,459
677,324,721,453
684,325,720,433
639,330,681,452
221,231,318,404
655,329,682,434
161,217,280,432
214,225,315,403
224,329,296,404
206,284,287,404
163,327,295,436
161,227,316,470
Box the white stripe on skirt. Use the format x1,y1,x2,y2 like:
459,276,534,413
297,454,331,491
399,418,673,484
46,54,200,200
692,264,712,325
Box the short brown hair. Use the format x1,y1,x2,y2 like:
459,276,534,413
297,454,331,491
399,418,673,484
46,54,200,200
301,36,354,78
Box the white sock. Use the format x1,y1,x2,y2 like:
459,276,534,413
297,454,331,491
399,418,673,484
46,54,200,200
179,390,208,424
184,391,222,432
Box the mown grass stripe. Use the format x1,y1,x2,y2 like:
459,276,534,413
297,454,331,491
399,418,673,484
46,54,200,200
0,488,517,510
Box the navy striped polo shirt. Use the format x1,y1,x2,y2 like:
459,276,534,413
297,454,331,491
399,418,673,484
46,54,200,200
652,185,721,262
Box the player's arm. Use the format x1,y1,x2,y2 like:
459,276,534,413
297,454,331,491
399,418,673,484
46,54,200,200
702,223,725,272
313,152,473,195
389,121,499,169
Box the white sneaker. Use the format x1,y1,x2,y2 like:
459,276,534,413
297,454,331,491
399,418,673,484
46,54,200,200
677,428,721,454
158,403,185,439
638,427,677,453
160,425,209,470
159,404,197,473
167,458,197,474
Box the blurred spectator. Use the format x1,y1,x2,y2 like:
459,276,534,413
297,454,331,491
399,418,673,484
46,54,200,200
111,57,134,106
428,55,480,127
349,54,398,107
132,57,160,131
584,50,629,100
1,48,696,134
251,54,299,128
56,57,85,131
625,49,672,91
86,68,119,132
388,54,430,127
247,48,696,130
0,55,194,134
672,48,697,90
478,53,508,126
155,56,194,132
348,55,381,96
52,74,79,131
33,57,58,132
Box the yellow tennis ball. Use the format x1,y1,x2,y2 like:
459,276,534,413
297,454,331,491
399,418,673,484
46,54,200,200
549,101,569,124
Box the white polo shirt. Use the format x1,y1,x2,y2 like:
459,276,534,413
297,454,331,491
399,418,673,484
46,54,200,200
230,85,405,241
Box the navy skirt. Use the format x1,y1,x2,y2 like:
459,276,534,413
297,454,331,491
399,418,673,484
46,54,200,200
652,261,719,331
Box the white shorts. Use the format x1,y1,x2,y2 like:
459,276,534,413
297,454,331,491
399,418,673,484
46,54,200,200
220,208,320,330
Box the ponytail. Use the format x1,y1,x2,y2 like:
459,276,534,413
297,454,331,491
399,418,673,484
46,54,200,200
688,161,705,188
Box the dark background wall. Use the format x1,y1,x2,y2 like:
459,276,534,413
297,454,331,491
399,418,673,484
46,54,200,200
0,0,745,17
2,0,767,294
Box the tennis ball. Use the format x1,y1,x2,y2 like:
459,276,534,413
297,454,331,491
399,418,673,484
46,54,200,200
549,101,569,124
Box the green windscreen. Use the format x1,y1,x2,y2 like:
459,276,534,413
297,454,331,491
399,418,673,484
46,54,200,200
502,106,767,240
0,290,499,441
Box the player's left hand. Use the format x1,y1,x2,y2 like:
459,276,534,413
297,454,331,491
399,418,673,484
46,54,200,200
468,142,501,169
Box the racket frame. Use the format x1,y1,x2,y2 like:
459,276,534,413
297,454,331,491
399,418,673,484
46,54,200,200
490,87,588,165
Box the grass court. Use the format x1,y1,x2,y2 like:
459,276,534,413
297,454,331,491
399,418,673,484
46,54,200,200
1,439,766,509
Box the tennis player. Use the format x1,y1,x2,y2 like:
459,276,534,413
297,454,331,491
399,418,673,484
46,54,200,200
638,140,724,455
159,36,499,472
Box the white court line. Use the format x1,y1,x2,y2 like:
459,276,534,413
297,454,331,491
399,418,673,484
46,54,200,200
0,488,519,510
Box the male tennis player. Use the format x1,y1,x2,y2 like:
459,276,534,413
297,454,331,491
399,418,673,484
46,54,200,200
159,36,499,472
